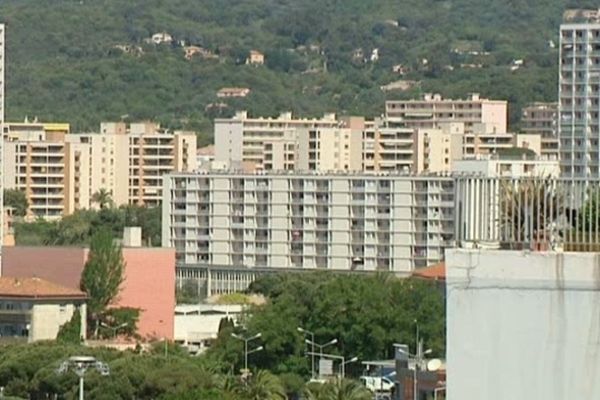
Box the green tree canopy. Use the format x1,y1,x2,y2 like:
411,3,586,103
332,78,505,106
3,189,28,217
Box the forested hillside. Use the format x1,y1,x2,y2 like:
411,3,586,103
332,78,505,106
0,0,595,141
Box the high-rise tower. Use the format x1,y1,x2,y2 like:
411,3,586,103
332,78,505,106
559,10,600,177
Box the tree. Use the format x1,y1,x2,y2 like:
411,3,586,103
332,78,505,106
56,309,82,344
236,370,286,400
80,229,125,338
91,189,114,209
3,189,28,217
304,378,371,400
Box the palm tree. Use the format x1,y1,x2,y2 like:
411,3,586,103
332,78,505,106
91,188,114,209
237,370,286,400
304,378,372,400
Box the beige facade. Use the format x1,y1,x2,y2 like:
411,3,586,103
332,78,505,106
214,111,340,171
453,155,561,177
385,93,508,134
521,102,559,159
3,121,197,218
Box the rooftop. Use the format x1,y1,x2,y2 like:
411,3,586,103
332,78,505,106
412,262,446,281
0,277,87,300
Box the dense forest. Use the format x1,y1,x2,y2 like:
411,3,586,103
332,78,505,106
0,0,597,141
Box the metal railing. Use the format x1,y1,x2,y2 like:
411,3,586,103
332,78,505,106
455,177,600,251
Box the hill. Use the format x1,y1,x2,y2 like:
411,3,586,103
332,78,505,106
0,0,594,142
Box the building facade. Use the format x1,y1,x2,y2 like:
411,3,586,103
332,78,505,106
0,277,87,342
3,122,197,218
162,171,455,274
385,93,507,134
447,249,600,400
521,102,559,159
559,11,600,177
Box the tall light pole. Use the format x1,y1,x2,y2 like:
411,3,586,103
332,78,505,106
297,327,315,379
57,356,110,400
231,332,262,372
305,338,337,378
341,356,358,379
397,346,432,400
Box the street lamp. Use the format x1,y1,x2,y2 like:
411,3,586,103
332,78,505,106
57,356,110,400
231,332,262,372
396,346,432,400
305,337,337,378
297,327,315,379
341,356,359,379
100,322,128,339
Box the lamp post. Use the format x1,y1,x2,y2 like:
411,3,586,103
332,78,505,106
396,346,432,400
305,338,337,378
231,332,262,372
100,322,128,339
57,356,110,400
297,327,315,379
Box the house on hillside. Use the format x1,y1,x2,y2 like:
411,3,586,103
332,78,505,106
217,87,251,98
0,277,87,342
149,32,173,45
246,50,265,65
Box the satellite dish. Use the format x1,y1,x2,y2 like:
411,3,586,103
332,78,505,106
427,359,442,372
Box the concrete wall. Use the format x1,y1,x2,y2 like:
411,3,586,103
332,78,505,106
31,302,79,342
446,249,600,400
2,246,175,340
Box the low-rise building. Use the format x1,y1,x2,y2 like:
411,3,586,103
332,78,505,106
174,303,243,353
0,277,86,342
2,228,175,340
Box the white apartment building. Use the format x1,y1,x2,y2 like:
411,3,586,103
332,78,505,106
559,10,600,177
385,93,508,134
162,171,456,274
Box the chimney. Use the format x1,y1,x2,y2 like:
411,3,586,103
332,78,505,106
123,227,142,247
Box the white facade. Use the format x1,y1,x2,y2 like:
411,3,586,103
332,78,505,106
174,304,243,353
453,156,561,177
447,249,600,400
559,19,600,177
163,172,456,273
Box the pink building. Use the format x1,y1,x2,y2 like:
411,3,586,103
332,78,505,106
2,244,175,340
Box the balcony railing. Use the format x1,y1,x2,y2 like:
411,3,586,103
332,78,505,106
455,177,600,251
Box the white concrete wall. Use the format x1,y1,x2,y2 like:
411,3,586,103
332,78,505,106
446,249,600,400
31,302,77,342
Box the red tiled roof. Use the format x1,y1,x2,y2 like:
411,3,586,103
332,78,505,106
412,262,446,280
0,277,87,300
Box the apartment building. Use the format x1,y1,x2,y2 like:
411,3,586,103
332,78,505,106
521,102,559,159
385,93,508,134
3,122,197,218
453,155,561,177
559,10,600,177
214,111,342,171
162,171,455,274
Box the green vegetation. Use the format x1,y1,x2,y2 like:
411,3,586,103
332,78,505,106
0,273,442,399
13,205,161,246
0,0,593,138
207,273,445,376
3,189,28,217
